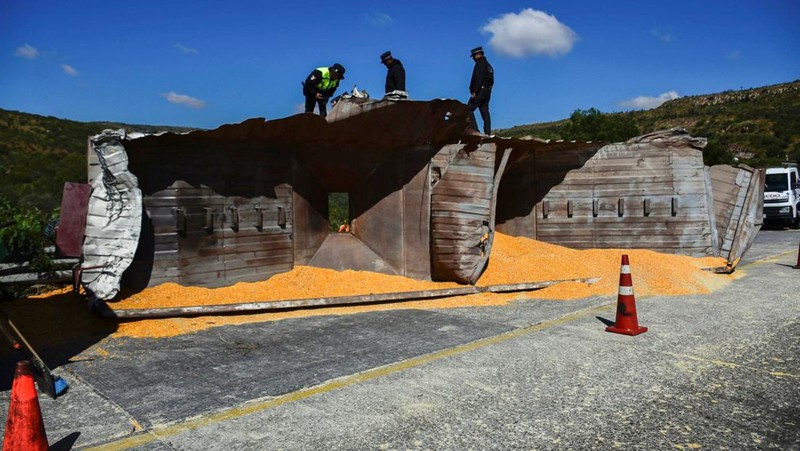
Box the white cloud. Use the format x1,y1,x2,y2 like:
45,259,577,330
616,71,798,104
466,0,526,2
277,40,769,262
727,50,742,60
480,8,578,58
61,64,79,76
163,91,206,109
619,91,680,110
650,27,673,43
15,44,39,59
174,43,198,54
294,103,306,114
365,11,393,27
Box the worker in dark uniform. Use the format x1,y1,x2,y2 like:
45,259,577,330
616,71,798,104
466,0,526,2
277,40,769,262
380,51,406,95
467,47,494,135
302,63,346,117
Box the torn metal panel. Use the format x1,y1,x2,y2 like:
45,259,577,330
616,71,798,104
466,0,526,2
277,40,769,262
430,143,509,284
708,164,765,265
82,130,142,300
626,128,708,149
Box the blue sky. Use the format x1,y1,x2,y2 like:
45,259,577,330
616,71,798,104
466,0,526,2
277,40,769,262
1,0,798,130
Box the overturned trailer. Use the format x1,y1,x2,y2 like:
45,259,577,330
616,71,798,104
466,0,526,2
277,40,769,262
495,129,764,262
75,99,763,300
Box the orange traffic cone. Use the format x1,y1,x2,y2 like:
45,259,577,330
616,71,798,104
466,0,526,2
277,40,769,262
3,361,48,451
606,254,648,336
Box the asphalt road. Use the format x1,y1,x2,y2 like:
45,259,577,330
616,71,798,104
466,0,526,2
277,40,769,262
2,229,799,450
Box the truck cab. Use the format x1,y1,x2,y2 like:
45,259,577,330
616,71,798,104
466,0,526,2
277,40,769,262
763,164,800,229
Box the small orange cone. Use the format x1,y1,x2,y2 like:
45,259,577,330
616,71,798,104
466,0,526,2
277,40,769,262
3,361,48,451
606,254,648,336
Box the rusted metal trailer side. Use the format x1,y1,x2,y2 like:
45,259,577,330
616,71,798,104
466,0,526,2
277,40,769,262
494,139,603,240
81,107,763,300
495,129,763,260
83,100,474,299
121,137,294,289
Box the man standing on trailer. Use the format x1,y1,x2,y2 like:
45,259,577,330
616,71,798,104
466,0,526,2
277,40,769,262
380,51,406,97
467,46,494,136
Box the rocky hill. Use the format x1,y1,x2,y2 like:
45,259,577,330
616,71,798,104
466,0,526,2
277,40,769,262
498,80,800,167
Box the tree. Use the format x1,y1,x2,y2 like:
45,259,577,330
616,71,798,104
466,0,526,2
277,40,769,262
328,192,350,231
701,141,734,166
561,108,640,143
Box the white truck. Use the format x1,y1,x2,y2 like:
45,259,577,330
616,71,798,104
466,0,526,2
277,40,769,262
763,164,800,229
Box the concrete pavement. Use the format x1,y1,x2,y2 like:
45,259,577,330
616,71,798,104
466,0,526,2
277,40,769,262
2,230,799,450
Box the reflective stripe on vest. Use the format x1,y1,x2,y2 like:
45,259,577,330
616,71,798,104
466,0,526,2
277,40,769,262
316,67,339,91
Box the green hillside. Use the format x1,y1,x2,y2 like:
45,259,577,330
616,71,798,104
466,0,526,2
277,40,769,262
0,109,195,213
498,80,800,167
2,79,799,215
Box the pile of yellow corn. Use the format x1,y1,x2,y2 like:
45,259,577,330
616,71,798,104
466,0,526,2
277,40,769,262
11,233,735,339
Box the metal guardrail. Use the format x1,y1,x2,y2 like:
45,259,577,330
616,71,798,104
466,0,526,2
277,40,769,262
0,259,79,286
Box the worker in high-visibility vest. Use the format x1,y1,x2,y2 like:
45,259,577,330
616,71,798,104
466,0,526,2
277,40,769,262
302,63,346,117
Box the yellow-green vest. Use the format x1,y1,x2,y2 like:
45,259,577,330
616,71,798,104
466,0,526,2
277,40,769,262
315,67,339,91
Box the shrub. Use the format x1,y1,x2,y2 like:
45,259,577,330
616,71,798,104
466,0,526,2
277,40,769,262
0,197,58,271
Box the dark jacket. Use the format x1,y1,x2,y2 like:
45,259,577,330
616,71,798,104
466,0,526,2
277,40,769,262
303,68,339,98
469,57,494,95
385,59,406,93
